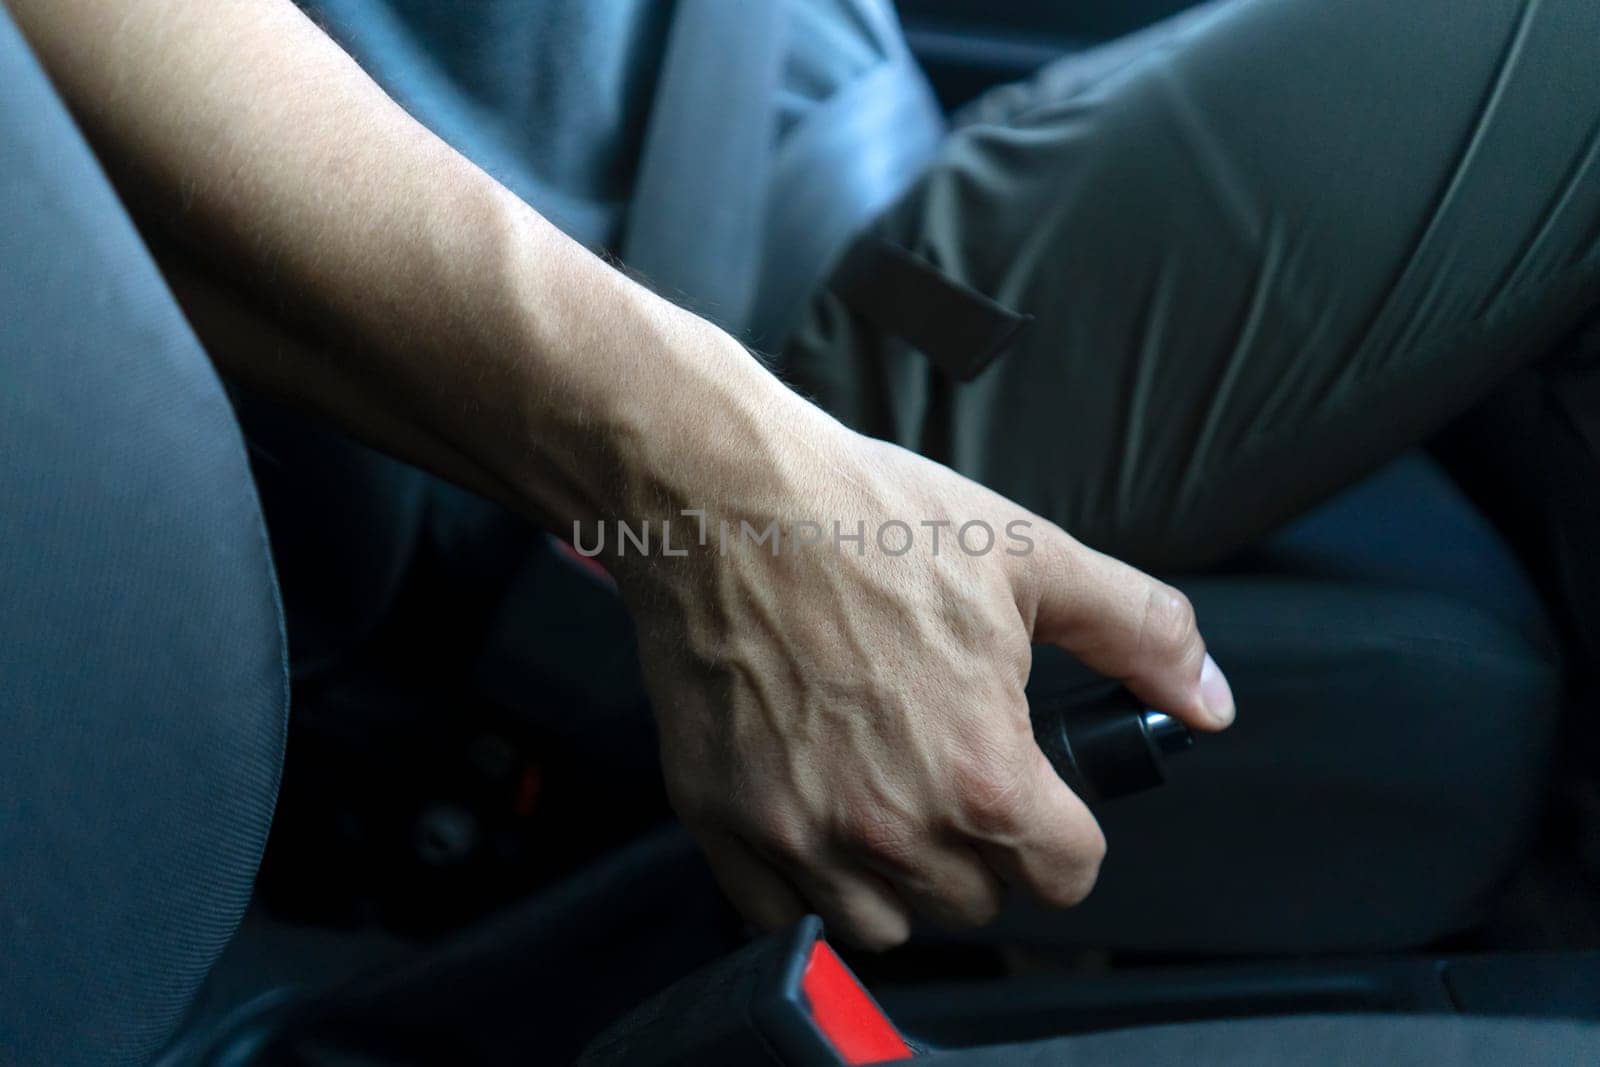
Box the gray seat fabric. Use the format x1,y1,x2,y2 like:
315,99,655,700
0,9,289,1065
982,452,1564,953
918,1014,1600,1066
1227,451,1554,641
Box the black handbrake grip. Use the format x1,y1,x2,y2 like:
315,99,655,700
1031,687,1194,802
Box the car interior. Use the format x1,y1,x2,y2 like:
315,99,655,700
8,1,1600,1064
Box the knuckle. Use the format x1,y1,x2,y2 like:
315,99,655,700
949,889,1003,928
951,751,1030,837
1041,826,1107,908
744,803,814,866
973,896,1005,927
1140,584,1199,662
1083,822,1108,870
1049,874,1095,909
663,775,715,828
836,806,920,868
844,912,912,953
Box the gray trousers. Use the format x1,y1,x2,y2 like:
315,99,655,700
788,0,1600,569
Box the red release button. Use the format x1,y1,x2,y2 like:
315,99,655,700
800,941,914,1065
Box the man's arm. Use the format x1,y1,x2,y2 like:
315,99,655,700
8,0,758,529
7,0,1233,948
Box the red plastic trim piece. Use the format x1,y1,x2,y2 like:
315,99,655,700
551,535,617,588
801,941,914,1064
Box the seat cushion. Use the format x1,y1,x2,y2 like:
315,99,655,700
984,452,1564,953
0,11,288,1064
1226,450,1555,646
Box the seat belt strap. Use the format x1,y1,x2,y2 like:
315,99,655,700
749,3,947,347
622,0,787,334
624,0,949,356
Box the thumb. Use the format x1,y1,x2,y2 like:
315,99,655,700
1021,526,1234,731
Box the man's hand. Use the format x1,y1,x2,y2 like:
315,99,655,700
615,406,1234,950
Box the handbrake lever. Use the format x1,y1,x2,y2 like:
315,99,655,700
1031,686,1194,802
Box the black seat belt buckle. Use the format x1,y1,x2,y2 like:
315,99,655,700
578,916,915,1066
759,917,916,1065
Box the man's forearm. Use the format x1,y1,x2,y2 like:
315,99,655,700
7,0,808,530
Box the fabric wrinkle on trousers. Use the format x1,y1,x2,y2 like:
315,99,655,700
785,0,1600,570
